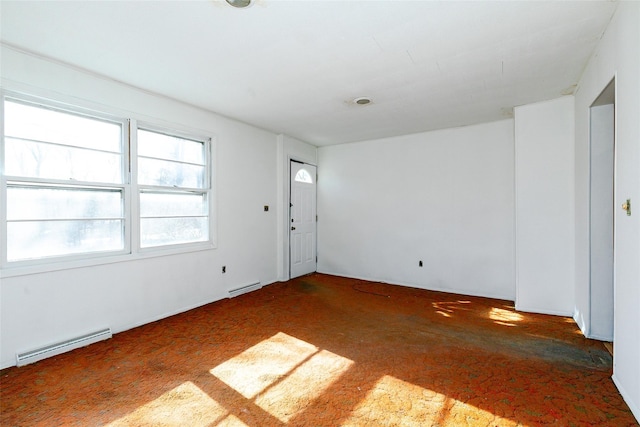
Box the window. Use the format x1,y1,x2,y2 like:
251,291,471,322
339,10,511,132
3,98,126,263
1,93,213,270
294,169,313,183
137,128,210,248
6,185,125,262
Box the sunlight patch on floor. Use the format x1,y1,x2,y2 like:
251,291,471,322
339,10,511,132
343,375,506,426
489,307,523,325
432,300,472,318
344,375,445,426
106,381,228,427
216,414,249,426
210,332,354,423
210,332,317,399
436,310,452,318
255,349,353,422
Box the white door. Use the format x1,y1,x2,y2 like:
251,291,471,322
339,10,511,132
290,161,317,278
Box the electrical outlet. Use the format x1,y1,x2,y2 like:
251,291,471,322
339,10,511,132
222,266,226,273
419,260,423,267
264,205,269,212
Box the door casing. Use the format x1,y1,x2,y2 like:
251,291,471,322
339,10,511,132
289,160,317,278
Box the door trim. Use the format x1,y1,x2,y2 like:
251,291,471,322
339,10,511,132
587,77,616,341
289,160,317,279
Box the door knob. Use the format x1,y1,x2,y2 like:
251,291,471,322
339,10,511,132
291,226,296,230
622,199,631,216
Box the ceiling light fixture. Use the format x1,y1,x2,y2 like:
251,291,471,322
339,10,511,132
225,0,252,8
353,97,372,105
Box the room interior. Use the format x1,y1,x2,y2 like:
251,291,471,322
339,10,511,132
0,0,639,424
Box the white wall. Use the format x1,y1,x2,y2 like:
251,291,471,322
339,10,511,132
0,46,279,368
317,120,515,300
574,1,640,420
514,96,575,316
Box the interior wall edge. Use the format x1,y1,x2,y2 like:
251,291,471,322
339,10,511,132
573,308,589,337
315,270,516,303
613,375,640,422
514,304,574,318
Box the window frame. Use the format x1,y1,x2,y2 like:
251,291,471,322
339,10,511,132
1,91,216,278
133,120,214,254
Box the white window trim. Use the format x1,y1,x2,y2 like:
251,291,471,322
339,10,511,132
134,120,214,254
0,91,217,278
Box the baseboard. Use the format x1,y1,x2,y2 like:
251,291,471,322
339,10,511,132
114,293,227,336
586,333,614,342
115,280,277,335
1,359,15,370
16,328,112,367
612,374,640,424
514,304,573,317
315,270,515,302
1,280,277,370
228,281,262,298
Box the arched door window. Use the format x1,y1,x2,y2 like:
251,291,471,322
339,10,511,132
294,168,313,183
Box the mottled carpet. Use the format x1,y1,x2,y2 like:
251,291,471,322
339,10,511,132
1,273,637,426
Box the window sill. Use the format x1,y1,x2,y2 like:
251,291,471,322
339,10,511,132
0,242,216,278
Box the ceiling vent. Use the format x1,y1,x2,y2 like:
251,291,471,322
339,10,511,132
225,0,252,8
352,97,372,106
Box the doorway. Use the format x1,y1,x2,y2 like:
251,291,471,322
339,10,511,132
289,161,317,278
589,78,615,342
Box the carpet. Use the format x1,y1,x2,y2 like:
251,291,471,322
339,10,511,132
1,273,637,426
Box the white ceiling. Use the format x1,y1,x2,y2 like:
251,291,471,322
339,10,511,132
0,0,617,146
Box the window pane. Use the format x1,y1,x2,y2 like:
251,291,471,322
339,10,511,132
7,186,123,220
138,129,204,164
5,137,122,183
4,100,122,153
295,169,313,183
141,217,208,248
7,220,124,261
140,192,206,217
138,157,205,188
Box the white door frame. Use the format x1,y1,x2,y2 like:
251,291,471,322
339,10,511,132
289,160,317,278
588,78,616,341
277,137,317,282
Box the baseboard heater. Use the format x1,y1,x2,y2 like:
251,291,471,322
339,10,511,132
228,281,262,298
16,327,112,367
